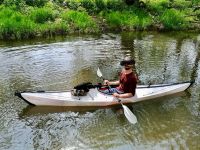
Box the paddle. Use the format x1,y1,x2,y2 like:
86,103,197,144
97,68,137,124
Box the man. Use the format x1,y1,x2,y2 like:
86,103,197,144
103,56,137,98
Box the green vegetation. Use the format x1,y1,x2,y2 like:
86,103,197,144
0,7,37,39
105,10,152,30
61,10,98,33
160,9,187,30
0,0,199,40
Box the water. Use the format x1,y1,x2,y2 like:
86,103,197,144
0,32,199,150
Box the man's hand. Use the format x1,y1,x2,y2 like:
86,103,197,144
104,80,110,85
113,93,120,98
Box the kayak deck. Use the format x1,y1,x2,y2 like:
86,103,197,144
16,81,193,107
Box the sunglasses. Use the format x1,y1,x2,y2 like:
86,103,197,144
120,61,134,66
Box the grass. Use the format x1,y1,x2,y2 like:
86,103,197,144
0,0,199,39
0,7,37,39
160,9,188,30
29,7,56,24
105,9,152,30
61,10,98,33
39,21,69,37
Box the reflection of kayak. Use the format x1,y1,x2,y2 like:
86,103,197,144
20,105,101,117
15,81,193,107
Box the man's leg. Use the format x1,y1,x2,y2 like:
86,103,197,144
100,88,124,95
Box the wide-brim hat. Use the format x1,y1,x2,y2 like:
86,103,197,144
120,56,135,66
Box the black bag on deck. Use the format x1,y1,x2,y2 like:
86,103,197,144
71,82,94,96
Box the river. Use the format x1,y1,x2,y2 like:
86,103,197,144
0,32,199,150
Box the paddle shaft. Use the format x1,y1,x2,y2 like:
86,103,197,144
99,76,112,92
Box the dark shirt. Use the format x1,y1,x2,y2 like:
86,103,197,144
116,71,137,96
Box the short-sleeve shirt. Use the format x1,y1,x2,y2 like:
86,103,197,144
116,71,137,96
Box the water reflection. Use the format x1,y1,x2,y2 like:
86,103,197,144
0,32,200,150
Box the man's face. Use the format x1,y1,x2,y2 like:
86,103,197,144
124,63,132,70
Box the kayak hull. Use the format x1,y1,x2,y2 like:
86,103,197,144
16,81,193,107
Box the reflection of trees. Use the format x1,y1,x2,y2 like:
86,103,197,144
121,32,146,58
190,37,200,82
121,32,136,54
132,33,171,84
165,32,194,55
70,67,97,87
120,32,199,85
120,32,142,80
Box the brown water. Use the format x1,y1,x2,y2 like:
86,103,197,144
0,32,199,150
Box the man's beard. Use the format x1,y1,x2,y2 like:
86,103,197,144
125,66,131,70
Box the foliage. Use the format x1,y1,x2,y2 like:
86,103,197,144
29,7,56,24
80,0,96,14
61,10,98,33
65,0,80,10
0,7,37,39
169,0,191,9
105,10,152,30
160,9,187,30
0,0,198,40
192,0,200,5
63,0,128,13
147,0,169,15
53,0,65,5
25,0,48,7
2,0,26,11
95,0,106,12
39,21,69,37
106,0,125,11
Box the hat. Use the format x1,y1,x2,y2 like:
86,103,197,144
120,56,135,66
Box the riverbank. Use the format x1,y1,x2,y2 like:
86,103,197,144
0,0,199,40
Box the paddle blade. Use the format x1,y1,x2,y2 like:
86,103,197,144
122,104,137,124
97,68,103,78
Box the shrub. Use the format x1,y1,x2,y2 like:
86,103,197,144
0,8,37,39
80,0,96,14
66,0,80,10
39,22,69,37
61,10,98,33
29,7,56,24
25,0,48,7
106,0,125,11
160,9,187,30
147,0,169,15
105,10,152,30
3,0,26,11
0,0,3,5
192,0,200,5
95,0,106,12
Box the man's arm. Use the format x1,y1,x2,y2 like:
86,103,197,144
104,80,120,86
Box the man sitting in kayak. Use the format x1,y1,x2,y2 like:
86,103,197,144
103,56,137,98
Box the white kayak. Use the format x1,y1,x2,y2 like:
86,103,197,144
15,81,193,107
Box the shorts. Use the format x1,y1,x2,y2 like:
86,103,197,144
99,88,124,95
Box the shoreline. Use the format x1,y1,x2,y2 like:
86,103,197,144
0,0,199,40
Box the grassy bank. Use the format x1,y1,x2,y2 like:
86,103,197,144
0,0,199,39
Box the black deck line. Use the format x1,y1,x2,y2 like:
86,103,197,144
186,80,195,90
15,92,35,106
137,81,193,89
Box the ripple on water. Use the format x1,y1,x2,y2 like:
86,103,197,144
0,32,200,150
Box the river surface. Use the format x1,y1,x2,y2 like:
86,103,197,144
0,32,199,150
